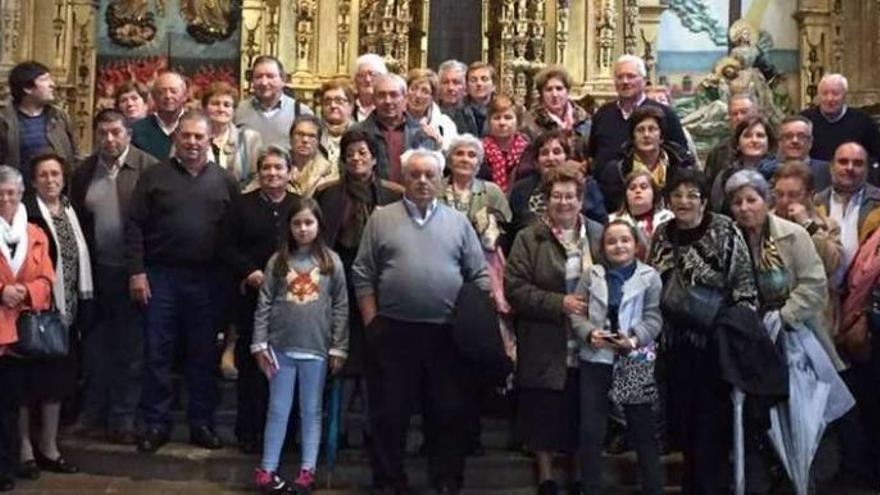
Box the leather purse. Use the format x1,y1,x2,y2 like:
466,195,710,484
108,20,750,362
660,269,724,330
13,308,68,358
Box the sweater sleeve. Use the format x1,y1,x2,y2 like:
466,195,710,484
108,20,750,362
504,230,566,321
328,253,349,358
251,255,280,350
780,227,828,327
125,167,151,275
352,213,379,298
570,270,593,342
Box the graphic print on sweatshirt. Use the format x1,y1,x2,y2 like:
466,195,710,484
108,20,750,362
286,267,321,304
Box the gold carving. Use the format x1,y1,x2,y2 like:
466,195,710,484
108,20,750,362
556,0,570,63
181,0,237,44
597,0,617,74
293,0,315,73
358,1,413,73
623,0,638,55
337,0,352,74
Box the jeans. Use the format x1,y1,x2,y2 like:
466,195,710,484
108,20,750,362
261,351,327,472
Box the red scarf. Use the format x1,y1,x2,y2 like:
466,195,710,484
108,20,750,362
482,133,529,193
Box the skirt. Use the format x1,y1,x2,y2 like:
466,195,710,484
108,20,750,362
19,325,79,404
516,368,580,453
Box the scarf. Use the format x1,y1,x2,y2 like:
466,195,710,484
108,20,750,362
338,176,375,250
482,133,529,193
545,102,575,132
546,215,594,289
0,203,28,276
605,261,638,333
36,196,94,322
751,221,790,312
632,149,670,188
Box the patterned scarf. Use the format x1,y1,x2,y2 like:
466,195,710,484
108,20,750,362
632,149,670,188
482,133,529,193
753,221,790,311
338,176,375,250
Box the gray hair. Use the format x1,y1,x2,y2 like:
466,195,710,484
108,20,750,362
256,144,292,171
0,165,24,193
401,148,445,177
725,168,769,201
728,92,757,107
373,73,407,94
354,53,388,76
819,73,848,93
614,55,647,78
438,60,467,78
446,133,485,166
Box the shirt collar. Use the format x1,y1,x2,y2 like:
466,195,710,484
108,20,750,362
402,196,438,225
252,94,284,112
831,184,865,207
617,94,647,119
821,105,848,124
99,146,130,174
153,111,183,135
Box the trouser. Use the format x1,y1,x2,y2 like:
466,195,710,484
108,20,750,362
579,361,664,495
261,352,327,472
0,358,21,478
234,292,269,443
366,316,467,490
80,264,144,431
139,265,223,432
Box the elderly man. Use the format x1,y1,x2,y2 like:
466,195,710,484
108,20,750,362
0,61,77,184
130,71,188,161
126,110,239,453
353,73,438,183
318,78,356,165
702,93,758,187
352,53,388,122
465,62,496,136
234,55,313,150
70,109,158,443
437,60,480,136
353,149,489,495
588,55,687,196
778,115,832,192
802,74,880,168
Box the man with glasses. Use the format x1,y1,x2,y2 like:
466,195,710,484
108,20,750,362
318,79,356,165
778,115,832,191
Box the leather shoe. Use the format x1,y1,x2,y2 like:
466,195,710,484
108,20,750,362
16,460,39,480
190,425,222,449
137,427,170,453
34,451,78,474
106,429,138,445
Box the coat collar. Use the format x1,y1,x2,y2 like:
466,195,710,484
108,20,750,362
587,261,654,306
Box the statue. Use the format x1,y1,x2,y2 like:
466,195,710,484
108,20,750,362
181,0,239,44
106,0,157,47
598,5,616,70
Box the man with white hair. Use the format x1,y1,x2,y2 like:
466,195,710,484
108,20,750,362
588,55,688,206
352,53,389,122
437,60,480,136
353,73,438,183
353,149,489,494
801,73,880,170
131,71,189,161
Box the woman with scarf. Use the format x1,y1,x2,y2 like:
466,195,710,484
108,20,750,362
505,165,603,495
0,165,54,492
201,81,262,187
315,129,403,446
406,68,459,151
522,65,591,155
479,95,530,193
19,152,93,478
709,115,779,213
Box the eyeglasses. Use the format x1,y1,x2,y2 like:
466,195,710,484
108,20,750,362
781,132,811,141
322,96,349,106
669,191,701,202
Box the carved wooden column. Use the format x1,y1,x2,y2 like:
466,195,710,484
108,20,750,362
595,0,617,78
635,0,666,84
68,0,97,150
795,0,833,108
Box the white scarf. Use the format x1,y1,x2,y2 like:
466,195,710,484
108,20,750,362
36,197,94,323
0,204,28,276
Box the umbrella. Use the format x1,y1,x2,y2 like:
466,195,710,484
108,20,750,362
732,388,746,495
324,375,343,489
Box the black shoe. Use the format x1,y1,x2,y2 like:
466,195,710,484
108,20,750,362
537,479,558,495
190,425,222,449
137,427,170,453
16,460,39,480
34,451,78,474
0,476,13,491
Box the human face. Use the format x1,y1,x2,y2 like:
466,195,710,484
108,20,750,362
831,143,868,193
541,77,569,116
355,64,383,97
403,156,441,207
251,61,285,106
258,153,291,193
819,80,846,116
205,94,235,127
439,69,466,106
728,98,756,128
321,88,353,125
290,208,319,248
779,121,812,161
291,121,320,160
548,181,582,228
489,108,517,140
117,90,148,120
537,139,567,176
95,120,131,162
407,79,433,116
738,123,769,160
0,180,21,223
773,177,808,219
626,174,654,213
450,145,480,183
33,159,64,203
25,73,55,105
668,183,705,228
344,141,376,181
633,117,662,156
152,73,187,114
614,61,645,101
603,224,637,267
173,118,211,165
730,186,768,232
373,78,405,123
467,68,494,102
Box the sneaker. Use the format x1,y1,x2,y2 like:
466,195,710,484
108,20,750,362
254,468,292,494
293,468,315,493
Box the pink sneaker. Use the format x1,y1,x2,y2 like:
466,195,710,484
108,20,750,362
254,467,292,494
293,468,315,493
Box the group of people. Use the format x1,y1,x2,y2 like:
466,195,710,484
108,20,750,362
0,48,878,495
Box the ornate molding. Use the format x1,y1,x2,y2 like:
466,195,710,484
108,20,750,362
293,0,316,74
336,0,351,74
830,0,844,72
596,0,617,75
623,0,638,55
358,1,414,73
556,0,570,63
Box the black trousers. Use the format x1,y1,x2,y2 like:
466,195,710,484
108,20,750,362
0,358,22,478
233,292,269,443
366,316,467,490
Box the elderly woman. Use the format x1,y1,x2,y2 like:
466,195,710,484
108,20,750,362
508,130,607,243
506,165,603,495
647,168,757,494
201,81,262,186
220,145,299,453
479,95,530,193
710,115,778,212
19,153,93,478
0,165,54,492
318,78,356,166
598,105,695,213
522,65,591,153
406,68,459,150
114,81,150,123
609,169,674,244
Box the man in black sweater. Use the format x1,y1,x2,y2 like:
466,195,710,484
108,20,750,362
126,110,239,454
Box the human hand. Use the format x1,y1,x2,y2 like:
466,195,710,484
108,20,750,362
244,270,265,288
255,350,277,379
129,273,151,306
562,294,588,316
1,284,26,308
787,203,810,224
329,356,345,374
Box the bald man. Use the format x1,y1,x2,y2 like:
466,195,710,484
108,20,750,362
131,72,189,161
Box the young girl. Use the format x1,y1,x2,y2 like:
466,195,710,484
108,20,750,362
251,198,349,494
571,219,665,495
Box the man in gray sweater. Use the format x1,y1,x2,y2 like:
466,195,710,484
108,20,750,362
352,148,489,495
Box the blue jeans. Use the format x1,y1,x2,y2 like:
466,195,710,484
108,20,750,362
261,351,327,472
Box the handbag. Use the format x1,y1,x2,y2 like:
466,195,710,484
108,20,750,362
13,307,68,358
609,344,658,405
660,241,725,330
